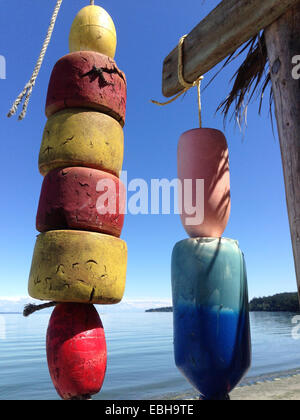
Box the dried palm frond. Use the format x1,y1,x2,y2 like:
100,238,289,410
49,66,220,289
213,31,273,126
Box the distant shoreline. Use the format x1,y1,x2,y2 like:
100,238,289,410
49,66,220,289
146,308,300,313
0,312,21,314
146,292,300,313
146,307,173,313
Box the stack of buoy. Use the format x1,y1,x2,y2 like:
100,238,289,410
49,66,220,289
27,4,127,400
172,128,251,400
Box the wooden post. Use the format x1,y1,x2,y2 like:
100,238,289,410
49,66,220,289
162,0,300,97
265,6,300,296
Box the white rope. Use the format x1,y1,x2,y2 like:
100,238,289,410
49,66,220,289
7,0,63,120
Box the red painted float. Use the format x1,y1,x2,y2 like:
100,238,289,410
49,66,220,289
46,303,107,400
45,51,127,126
36,166,125,237
178,128,231,238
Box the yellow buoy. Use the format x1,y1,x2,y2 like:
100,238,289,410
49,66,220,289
69,5,117,58
39,109,124,177
28,230,127,304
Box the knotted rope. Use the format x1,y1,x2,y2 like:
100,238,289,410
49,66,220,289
151,35,204,128
7,0,64,120
23,301,57,317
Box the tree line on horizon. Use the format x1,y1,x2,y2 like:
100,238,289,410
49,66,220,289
146,293,300,313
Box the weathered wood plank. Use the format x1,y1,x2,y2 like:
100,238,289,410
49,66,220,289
162,0,300,97
265,6,300,297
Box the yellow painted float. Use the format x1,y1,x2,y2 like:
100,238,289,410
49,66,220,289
39,109,124,177
69,5,117,58
28,230,127,304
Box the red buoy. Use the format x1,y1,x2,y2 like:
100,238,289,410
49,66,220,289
36,166,125,237
45,51,127,126
46,303,107,400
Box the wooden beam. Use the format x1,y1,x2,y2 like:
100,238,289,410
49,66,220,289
162,0,300,97
265,7,300,297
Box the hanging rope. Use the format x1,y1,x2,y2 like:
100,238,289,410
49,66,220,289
90,0,95,4
197,77,203,129
151,34,204,128
7,0,63,121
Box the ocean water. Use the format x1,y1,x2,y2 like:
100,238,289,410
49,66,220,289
0,311,300,400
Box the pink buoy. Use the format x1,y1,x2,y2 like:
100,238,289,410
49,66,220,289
178,128,231,238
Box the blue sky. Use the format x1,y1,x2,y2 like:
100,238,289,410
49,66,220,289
0,0,296,301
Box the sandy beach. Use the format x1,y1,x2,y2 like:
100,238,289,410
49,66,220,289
231,374,300,400
167,374,300,401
